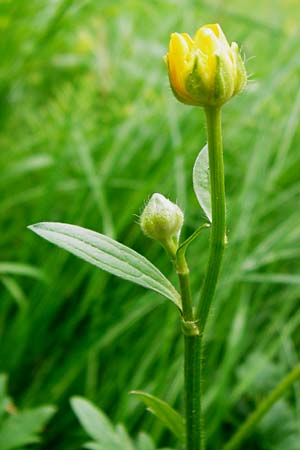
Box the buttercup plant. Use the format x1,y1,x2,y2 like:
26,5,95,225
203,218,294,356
29,23,300,450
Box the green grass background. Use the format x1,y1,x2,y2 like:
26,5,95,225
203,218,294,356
1,0,300,448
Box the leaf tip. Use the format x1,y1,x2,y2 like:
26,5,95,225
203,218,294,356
129,390,141,396
27,223,43,233
70,395,84,408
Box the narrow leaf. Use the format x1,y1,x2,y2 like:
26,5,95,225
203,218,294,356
131,391,185,441
193,144,212,222
29,222,181,310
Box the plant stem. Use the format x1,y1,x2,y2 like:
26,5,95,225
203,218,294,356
197,106,226,332
176,106,225,450
176,254,203,450
184,332,202,450
223,365,300,450
176,253,193,321
185,106,225,450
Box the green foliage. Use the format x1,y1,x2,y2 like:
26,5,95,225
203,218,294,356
0,0,300,449
0,375,55,450
193,145,211,222
131,391,185,441
71,396,177,450
29,222,181,309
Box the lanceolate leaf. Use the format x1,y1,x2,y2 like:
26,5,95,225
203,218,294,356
131,390,185,441
193,144,212,222
29,222,181,310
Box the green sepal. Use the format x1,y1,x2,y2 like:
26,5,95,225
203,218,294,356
185,57,209,106
233,47,247,95
214,54,234,104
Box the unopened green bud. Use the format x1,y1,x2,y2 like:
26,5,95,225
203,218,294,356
140,193,184,243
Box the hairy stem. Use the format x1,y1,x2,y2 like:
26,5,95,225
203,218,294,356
184,331,202,450
176,253,203,450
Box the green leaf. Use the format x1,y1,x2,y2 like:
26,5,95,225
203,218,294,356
115,424,135,450
29,222,181,310
193,144,212,222
0,405,56,450
83,443,103,450
130,391,185,441
135,433,156,450
70,397,122,450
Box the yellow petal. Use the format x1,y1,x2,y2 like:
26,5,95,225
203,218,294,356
204,24,230,48
167,33,195,102
194,27,219,56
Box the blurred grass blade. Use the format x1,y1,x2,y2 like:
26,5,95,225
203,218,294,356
0,262,45,280
1,276,28,309
223,366,300,450
0,374,10,419
28,222,182,310
131,390,185,441
193,144,212,222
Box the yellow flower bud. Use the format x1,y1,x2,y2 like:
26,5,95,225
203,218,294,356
140,193,184,243
165,24,247,107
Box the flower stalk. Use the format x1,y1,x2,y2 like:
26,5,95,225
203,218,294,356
197,106,226,331
176,105,226,450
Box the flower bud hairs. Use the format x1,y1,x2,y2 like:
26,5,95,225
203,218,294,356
140,193,184,258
